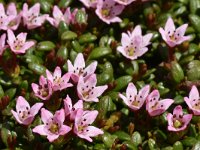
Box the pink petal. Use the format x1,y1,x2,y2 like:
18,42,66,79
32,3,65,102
134,47,148,58
59,125,71,135
46,69,53,82
173,105,183,117
137,85,150,101
7,3,17,16
16,96,30,111
164,17,175,34
47,135,59,142
64,95,72,116
41,108,53,124
53,66,62,78
20,41,35,52
0,3,5,15
189,85,199,101
83,126,103,137
67,60,74,73
70,100,84,120
54,109,65,124
74,53,85,70
30,103,43,116
166,113,173,127
82,110,98,125
132,25,142,38
182,114,192,127
39,75,47,86
29,3,40,16
142,33,153,47
7,29,16,45
84,61,97,77
53,6,63,20
121,33,131,47
175,24,188,37
33,125,47,136
126,83,137,98
22,116,34,125
92,85,108,98
184,97,193,111
11,110,22,124
31,83,39,94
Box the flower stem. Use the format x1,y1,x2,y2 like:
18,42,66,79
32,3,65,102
168,46,175,62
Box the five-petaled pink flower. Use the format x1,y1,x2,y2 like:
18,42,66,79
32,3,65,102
32,75,52,100
119,83,150,111
159,17,191,47
22,3,49,29
146,90,174,116
7,29,35,54
167,105,192,132
11,96,43,125
0,3,21,31
0,33,7,55
47,6,71,27
77,74,108,102
46,66,72,91
95,0,125,24
114,0,136,5
64,95,83,120
67,53,97,82
117,25,153,60
184,85,200,115
33,108,71,142
74,109,104,142
79,0,97,8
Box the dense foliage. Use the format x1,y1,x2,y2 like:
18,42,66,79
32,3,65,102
0,0,200,149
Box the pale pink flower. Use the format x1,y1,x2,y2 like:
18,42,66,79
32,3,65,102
184,85,200,115
74,109,103,142
46,66,72,91
167,105,192,132
7,29,35,54
0,3,21,31
64,95,83,120
77,74,108,102
95,0,125,24
146,90,174,116
11,96,43,125
79,0,97,8
0,33,7,55
22,3,49,29
31,76,52,101
33,108,71,142
114,0,136,5
159,17,191,47
47,6,71,27
119,83,150,111
117,25,153,60
67,53,97,82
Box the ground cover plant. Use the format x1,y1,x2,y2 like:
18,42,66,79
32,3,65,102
0,0,200,149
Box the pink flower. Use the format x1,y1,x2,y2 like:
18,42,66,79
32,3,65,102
79,0,97,8
46,66,72,91
33,108,71,142
95,0,125,24
77,74,108,102
7,29,35,54
184,85,200,115
74,109,103,142
11,96,43,125
64,95,83,120
31,76,52,101
0,33,7,55
119,83,150,111
22,3,49,29
114,0,136,5
159,17,191,47
67,53,97,82
47,6,71,27
0,3,21,31
167,105,192,132
146,90,174,116
117,25,153,60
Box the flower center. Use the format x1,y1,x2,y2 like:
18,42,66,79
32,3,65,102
8,20,17,27
193,102,200,110
18,107,30,120
82,90,90,99
151,102,158,110
101,8,111,17
49,123,59,134
38,84,49,98
173,119,182,128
